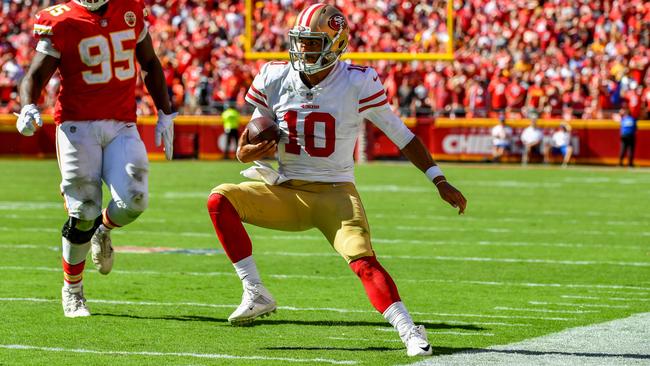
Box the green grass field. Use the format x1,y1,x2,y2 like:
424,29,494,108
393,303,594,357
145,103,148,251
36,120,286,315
0,160,648,365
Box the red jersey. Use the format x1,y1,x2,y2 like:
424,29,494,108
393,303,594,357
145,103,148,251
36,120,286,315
33,0,148,124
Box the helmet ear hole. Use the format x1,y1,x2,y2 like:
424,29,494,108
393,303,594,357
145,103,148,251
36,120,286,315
338,40,345,49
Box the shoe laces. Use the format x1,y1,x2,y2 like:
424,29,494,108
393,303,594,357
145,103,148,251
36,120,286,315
405,325,427,344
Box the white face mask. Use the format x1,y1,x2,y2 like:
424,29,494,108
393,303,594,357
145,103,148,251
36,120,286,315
74,0,109,12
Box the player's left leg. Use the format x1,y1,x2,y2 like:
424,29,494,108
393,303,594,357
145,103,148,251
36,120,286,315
57,122,105,316
94,122,149,274
316,183,432,357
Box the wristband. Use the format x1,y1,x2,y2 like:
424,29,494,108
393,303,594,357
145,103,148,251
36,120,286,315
425,165,444,182
434,179,447,186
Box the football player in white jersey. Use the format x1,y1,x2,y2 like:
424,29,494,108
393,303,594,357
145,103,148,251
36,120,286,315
207,4,466,357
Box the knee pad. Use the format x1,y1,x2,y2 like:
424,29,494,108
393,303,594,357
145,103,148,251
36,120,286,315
62,216,102,244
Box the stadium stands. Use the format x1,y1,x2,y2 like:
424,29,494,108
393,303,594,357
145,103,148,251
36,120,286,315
1,0,649,119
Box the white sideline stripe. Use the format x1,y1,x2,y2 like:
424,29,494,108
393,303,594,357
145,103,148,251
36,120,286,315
2,265,650,292
0,344,356,365
529,301,630,309
562,295,650,302
494,306,599,314
0,298,573,320
421,320,532,328
407,312,650,366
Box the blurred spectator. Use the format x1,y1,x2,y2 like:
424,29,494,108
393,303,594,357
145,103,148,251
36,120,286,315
616,105,637,167
520,113,543,165
544,122,573,167
2,0,650,119
221,103,241,159
490,113,512,162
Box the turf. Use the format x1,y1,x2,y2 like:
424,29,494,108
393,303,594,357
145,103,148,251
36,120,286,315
0,160,648,365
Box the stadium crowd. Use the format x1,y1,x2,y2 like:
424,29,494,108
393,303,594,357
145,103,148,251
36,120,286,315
1,0,649,120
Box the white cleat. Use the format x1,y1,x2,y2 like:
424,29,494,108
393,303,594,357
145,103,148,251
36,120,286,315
228,283,276,326
403,325,433,357
61,286,90,318
91,226,113,275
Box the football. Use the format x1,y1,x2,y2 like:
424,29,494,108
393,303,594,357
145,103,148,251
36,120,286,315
246,116,280,144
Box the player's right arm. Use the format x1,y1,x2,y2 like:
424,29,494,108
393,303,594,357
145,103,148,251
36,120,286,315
238,63,281,163
236,109,277,163
19,52,59,107
17,8,61,136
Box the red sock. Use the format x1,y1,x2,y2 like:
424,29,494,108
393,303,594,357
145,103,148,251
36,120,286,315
349,256,401,313
207,193,252,263
62,258,85,285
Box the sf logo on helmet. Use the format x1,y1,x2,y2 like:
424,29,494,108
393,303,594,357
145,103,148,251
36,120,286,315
328,15,345,30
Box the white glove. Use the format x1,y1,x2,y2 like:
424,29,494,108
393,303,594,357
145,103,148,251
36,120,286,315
16,104,43,137
155,109,176,160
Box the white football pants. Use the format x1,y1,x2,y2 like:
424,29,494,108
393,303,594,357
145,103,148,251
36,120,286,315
56,121,149,226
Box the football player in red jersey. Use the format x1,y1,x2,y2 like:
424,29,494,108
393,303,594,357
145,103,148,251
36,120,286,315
206,4,466,357
16,0,174,317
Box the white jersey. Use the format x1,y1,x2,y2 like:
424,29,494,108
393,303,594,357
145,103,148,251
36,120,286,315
245,61,414,182
491,124,513,146
520,125,543,145
551,130,571,147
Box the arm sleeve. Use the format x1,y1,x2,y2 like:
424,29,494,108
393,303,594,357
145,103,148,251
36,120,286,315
359,68,414,149
245,64,274,117
33,11,63,57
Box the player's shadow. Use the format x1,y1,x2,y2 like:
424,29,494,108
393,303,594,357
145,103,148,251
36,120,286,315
93,313,228,323
93,313,485,332
93,313,485,331
253,319,485,331
263,346,399,352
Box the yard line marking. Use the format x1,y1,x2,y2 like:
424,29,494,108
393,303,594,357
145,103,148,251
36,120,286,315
0,298,573,320
0,201,61,210
0,344,356,365
260,251,650,268
395,225,649,241
2,266,650,291
561,295,650,302
494,306,599,314
586,290,649,296
421,320,532,328
4,225,648,248
3,242,648,265
529,301,630,309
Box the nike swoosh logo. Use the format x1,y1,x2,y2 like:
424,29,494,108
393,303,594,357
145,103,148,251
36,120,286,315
420,345,431,352
373,76,379,82
35,14,41,19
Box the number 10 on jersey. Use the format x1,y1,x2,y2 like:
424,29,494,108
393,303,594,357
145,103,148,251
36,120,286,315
283,111,336,158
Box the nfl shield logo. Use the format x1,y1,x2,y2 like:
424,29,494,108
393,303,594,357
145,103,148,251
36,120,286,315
99,19,108,27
